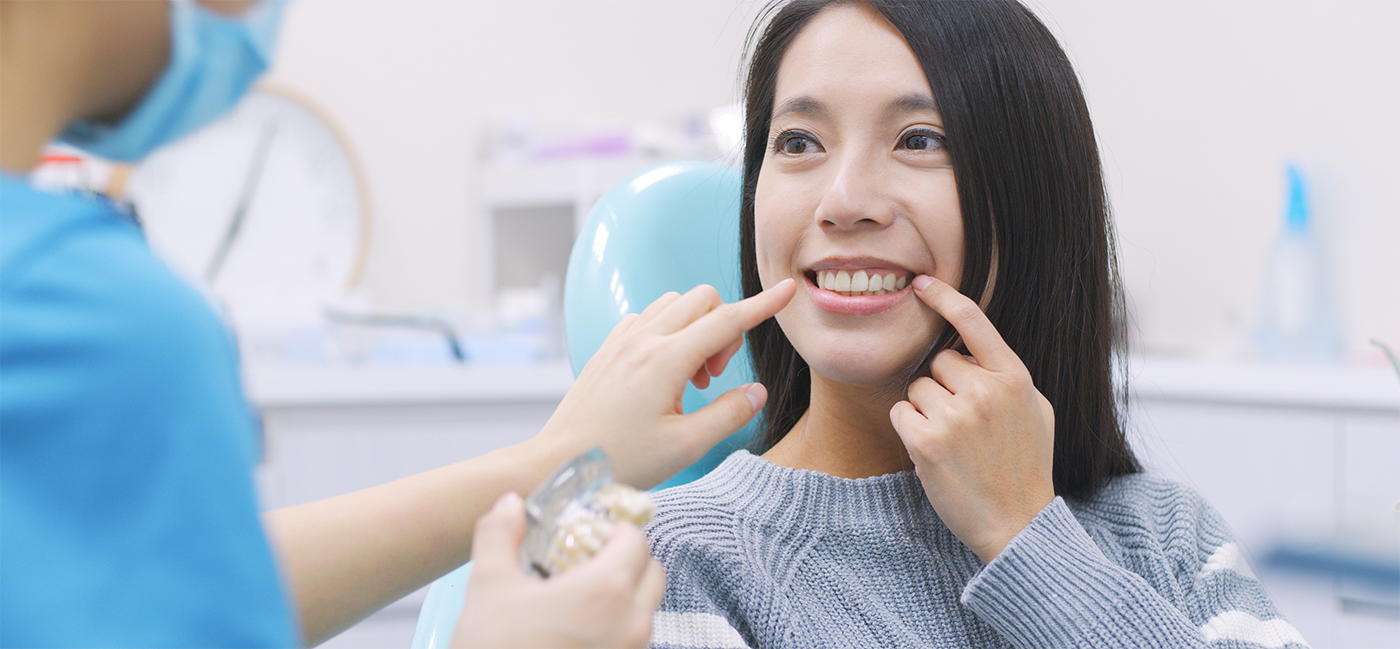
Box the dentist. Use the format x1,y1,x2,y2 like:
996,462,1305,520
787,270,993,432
0,1,796,647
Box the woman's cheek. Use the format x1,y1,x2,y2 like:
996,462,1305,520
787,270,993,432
753,220,791,287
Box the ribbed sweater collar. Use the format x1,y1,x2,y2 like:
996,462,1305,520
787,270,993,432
674,450,942,534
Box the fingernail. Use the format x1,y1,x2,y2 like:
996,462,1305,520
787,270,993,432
493,492,521,512
912,275,934,291
744,383,766,413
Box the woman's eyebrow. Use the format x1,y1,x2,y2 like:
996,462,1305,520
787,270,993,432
771,96,827,121
886,94,940,119
771,94,940,122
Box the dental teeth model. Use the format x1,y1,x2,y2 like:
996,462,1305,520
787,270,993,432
538,483,656,576
817,269,909,296
520,448,657,577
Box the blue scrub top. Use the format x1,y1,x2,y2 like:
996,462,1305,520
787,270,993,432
0,176,297,647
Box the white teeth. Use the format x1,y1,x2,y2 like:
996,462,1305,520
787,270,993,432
851,270,869,292
815,270,910,296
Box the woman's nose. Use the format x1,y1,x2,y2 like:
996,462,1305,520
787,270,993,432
813,155,893,231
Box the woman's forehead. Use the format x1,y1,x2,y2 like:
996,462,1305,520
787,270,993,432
772,3,935,117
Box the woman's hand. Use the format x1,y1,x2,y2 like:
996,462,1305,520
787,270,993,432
532,279,796,490
454,493,664,649
890,275,1056,564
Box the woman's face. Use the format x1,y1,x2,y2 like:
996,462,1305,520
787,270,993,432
755,3,964,388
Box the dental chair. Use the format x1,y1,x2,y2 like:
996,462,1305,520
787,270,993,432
409,160,752,648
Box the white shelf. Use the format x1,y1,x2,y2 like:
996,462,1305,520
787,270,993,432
478,155,667,209
244,361,575,408
1127,356,1400,413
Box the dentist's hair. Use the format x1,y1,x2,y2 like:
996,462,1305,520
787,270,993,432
738,0,1140,499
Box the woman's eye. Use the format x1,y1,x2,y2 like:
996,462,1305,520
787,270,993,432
775,131,819,155
900,130,946,151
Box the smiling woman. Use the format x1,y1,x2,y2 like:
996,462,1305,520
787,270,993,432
752,5,965,409
642,1,1309,648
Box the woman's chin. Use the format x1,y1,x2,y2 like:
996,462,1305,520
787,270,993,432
801,351,921,392
777,303,938,392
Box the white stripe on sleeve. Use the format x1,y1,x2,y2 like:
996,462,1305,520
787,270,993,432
1197,542,1258,582
1201,610,1309,648
651,611,750,649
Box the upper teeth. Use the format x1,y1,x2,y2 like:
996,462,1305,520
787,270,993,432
817,270,909,296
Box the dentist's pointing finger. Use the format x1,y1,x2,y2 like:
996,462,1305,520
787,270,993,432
673,278,796,369
534,278,795,490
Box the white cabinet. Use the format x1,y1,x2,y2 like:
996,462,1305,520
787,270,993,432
1129,357,1400,648
1344,415,1400,537
246,362,575,648
1333,412,1400,648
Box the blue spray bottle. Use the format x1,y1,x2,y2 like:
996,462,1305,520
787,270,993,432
1253,165,1343,362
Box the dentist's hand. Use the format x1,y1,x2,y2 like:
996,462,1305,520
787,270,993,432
532,279,796,489
890,275,1056,564
454,493,664,649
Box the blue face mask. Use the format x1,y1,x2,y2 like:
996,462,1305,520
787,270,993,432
60,0,289,163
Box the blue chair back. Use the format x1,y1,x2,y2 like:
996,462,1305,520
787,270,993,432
564,160,753,488
409,160,748,648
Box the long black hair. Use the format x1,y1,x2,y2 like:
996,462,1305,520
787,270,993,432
739,0,1140,499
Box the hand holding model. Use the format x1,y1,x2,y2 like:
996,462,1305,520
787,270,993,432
450,282,795,647
890,275,1057,564
454,493,664,649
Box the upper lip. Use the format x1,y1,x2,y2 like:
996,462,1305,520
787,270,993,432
806,256,919,275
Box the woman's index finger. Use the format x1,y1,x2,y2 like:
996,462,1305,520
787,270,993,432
910,275,1020,372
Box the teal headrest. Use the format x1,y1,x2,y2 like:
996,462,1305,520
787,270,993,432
563,161,754,489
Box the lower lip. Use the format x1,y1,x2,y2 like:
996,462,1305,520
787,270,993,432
805,277,910,316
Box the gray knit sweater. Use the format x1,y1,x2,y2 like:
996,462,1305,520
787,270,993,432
645,451,1307,649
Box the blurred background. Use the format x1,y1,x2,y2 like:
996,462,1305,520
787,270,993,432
267,0,1399,362
35,0,1398,646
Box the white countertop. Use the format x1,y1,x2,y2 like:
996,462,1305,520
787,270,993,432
243,356,1400,413
1125,356,1400,412
244,360,576,408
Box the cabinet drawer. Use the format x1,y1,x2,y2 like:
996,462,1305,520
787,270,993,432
1332,416,1400,643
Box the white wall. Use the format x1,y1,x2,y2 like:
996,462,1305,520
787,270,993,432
264,0,763,311
1032,0,1400,361
265,0,1399,361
